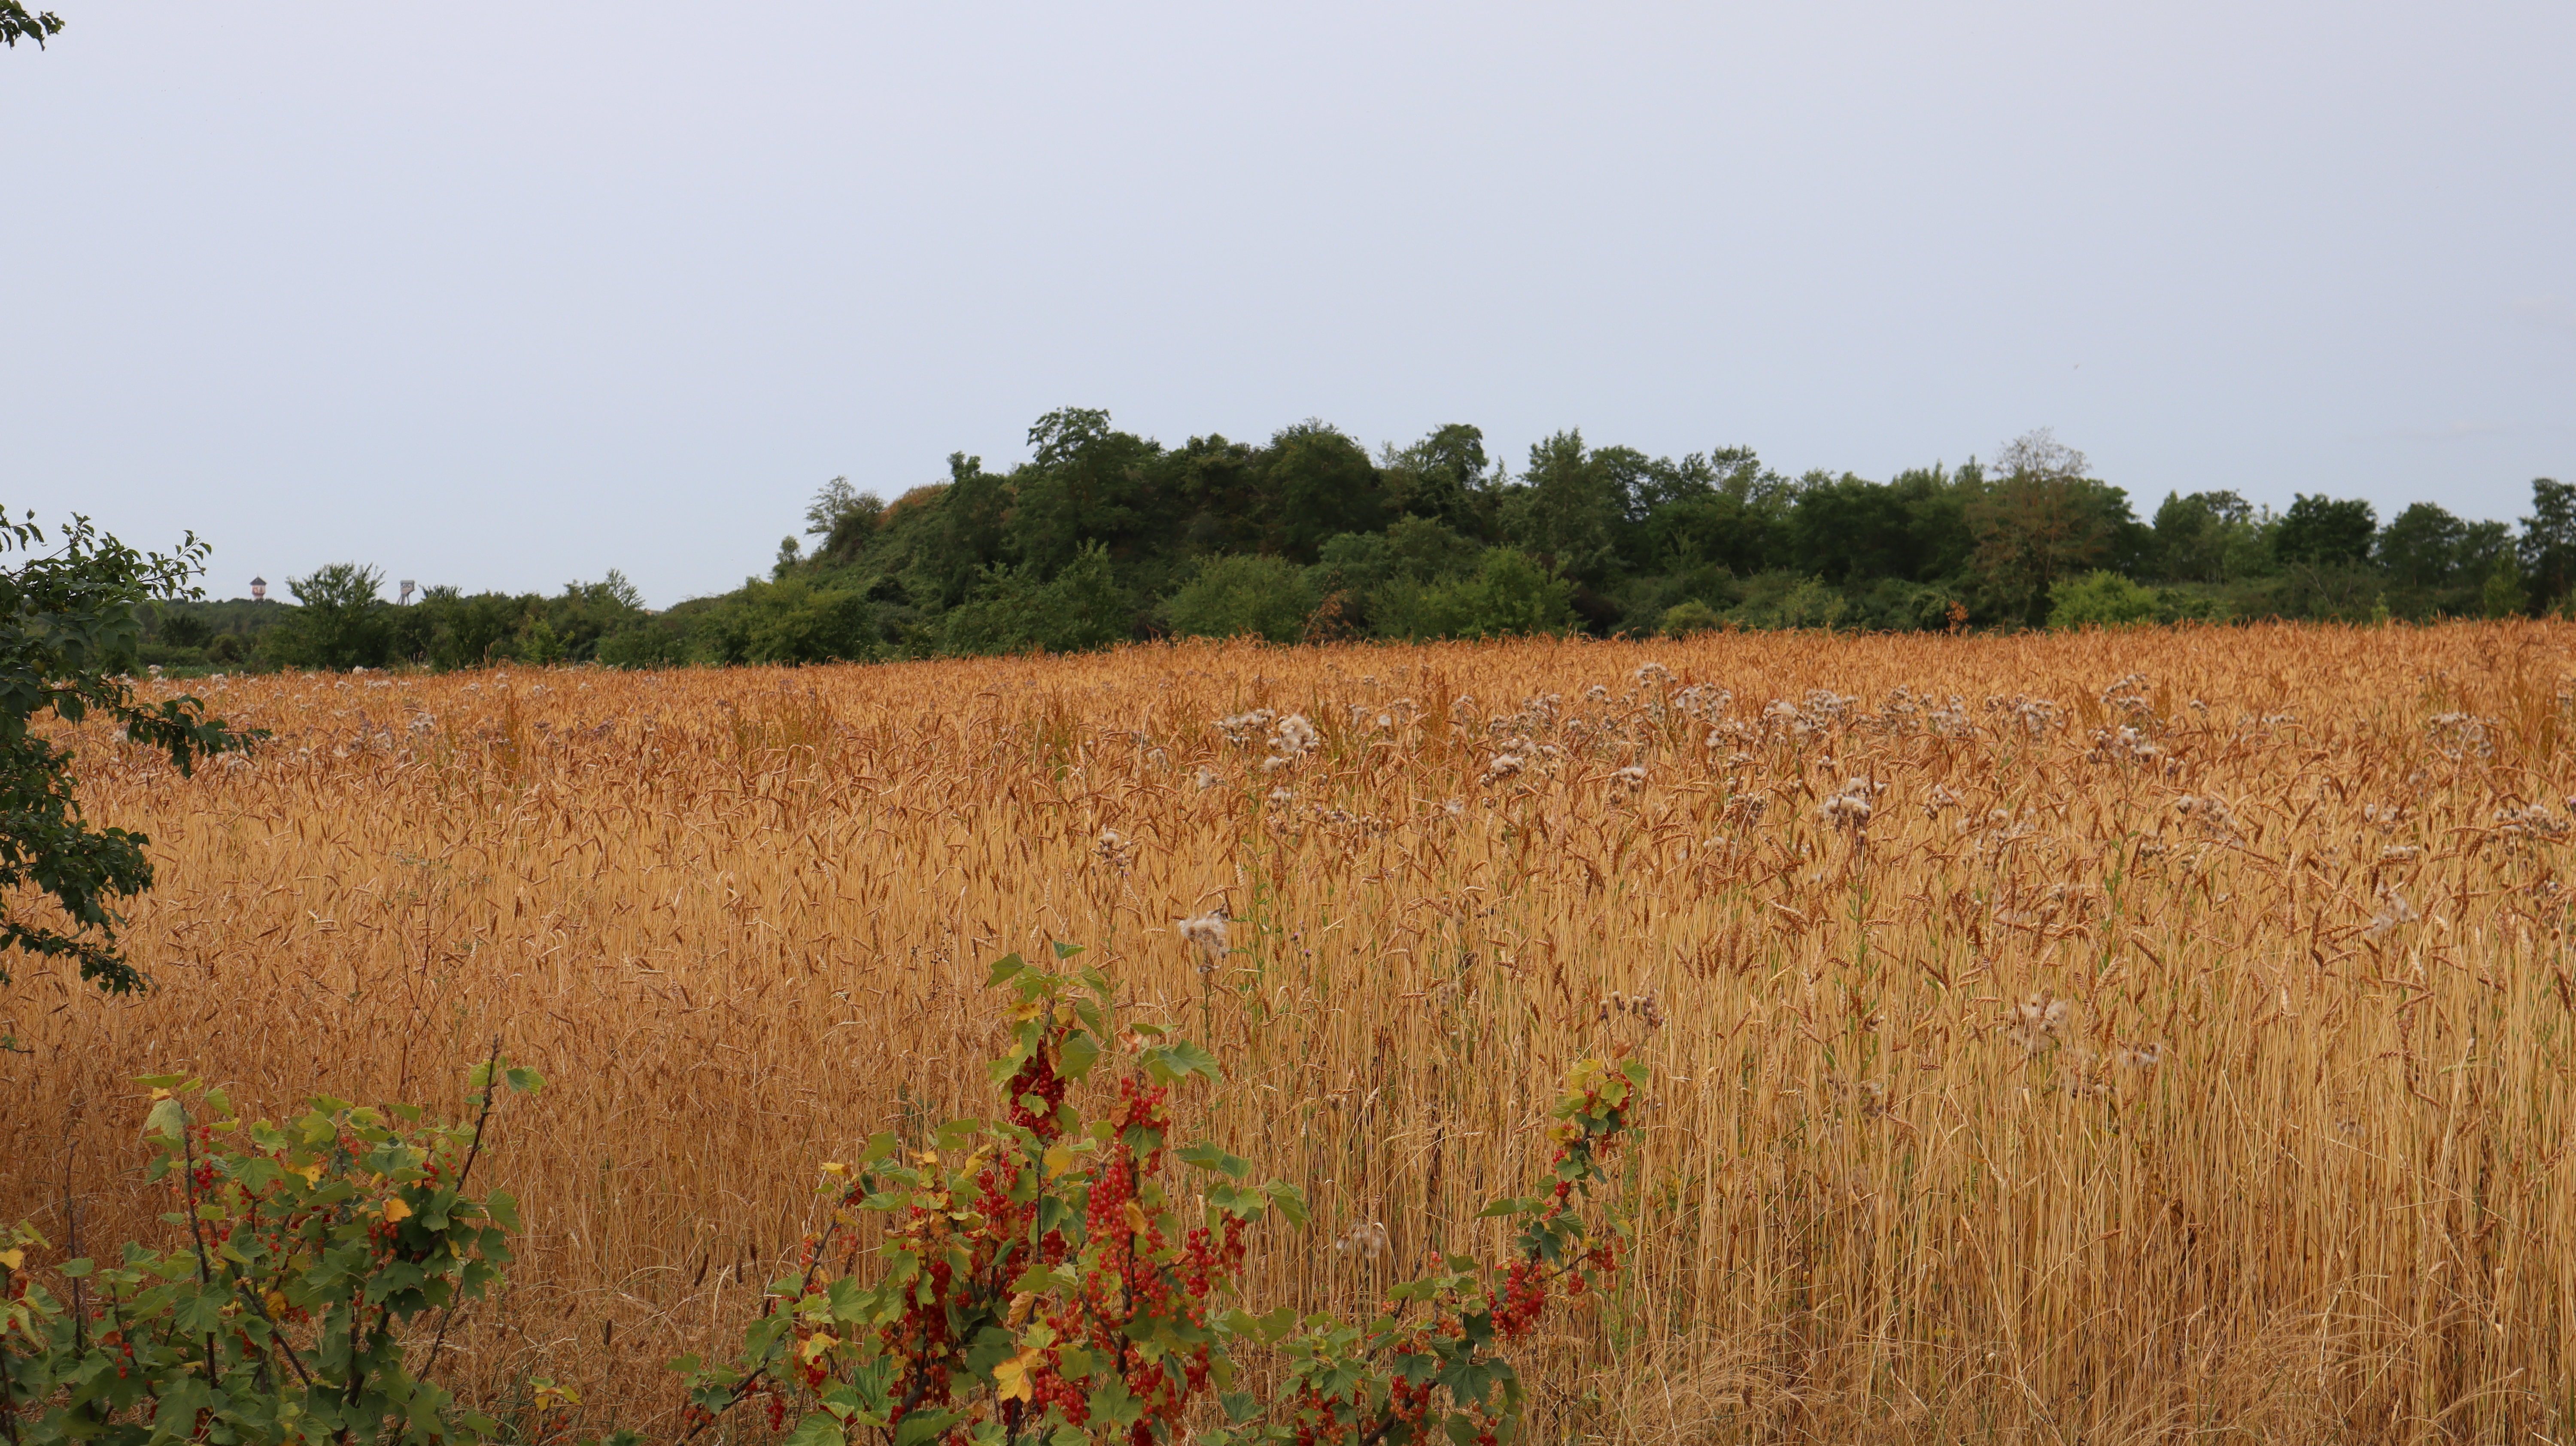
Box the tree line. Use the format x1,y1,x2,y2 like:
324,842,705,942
142,411,2574,670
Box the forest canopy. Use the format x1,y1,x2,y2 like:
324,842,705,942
138,413,2573,671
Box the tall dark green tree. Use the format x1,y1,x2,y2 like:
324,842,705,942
1379,424,1492,538
1256,421,1385,562
2151,490,2254,583
0,512,253,994
1008,409,1164,577
2520,478,2576,610
1792,474,1927,584
271,562,391,668
2374,502,2468,589
1638,449,1795,576
1508,430,1625,583
1966,431,2136,625
2273,493,2378,567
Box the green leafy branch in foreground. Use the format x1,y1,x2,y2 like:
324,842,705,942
0,510,258,995
0,3,65,50
0,1051,543,1446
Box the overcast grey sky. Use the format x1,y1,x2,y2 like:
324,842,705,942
10,2,2572,607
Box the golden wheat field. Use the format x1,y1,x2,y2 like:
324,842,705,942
7,623,2576,1443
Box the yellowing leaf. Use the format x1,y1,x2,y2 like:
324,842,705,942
264,1290,290,1317
819,1162,847,1176
0,1248,23,1271
296,1163,323,1188
798,1332,838,1362
382,1197,413,1223
1042,1145,1075,1180
993,1345,1044,1403
1124,1200,1151,1236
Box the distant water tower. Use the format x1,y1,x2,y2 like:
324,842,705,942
399,580,416,605
250,576,267,602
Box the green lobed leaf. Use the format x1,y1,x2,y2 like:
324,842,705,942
1058,1030,1102,1081
142,1097,186,1140
783,1408,850,1446
1178,1142,1251,1178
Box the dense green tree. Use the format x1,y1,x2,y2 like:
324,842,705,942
0,512,252,994
1379,424,1492,537
806,476,887,562
1257,421,1386,562
698,577,882,664
1163,554,1317,642
1153,434,1258,556
1639,452,1795,577
899,453,1013,608
1792,474,1924,584
2152,490,2254,583
270,562,391,669
2374,502,2467,589
2483,553,2530,618
1507,431,1625,583
155,610,215,651
1966,433,2136,626
1887,464,1978,578
2274,493,2378,567
2520,478,2576,610
940,541,1132,655
180,407,2563,671
1008,409,1165,577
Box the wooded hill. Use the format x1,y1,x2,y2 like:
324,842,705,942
144,410,2573,670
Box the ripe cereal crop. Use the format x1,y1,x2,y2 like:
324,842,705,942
4,621,2572,1443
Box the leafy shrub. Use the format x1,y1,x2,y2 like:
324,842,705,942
267,564,391,670
155,612,215,651
1161,555,1316,643
595,616,693,669
942,544,1133,656
1841,577,1966,632
2047,569,2160,629
1727,572,1847,630
1659,600,1724,637
0,1056,544,1445
699,580,884,666
1378,549,1577,640
674,945,1641,1445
